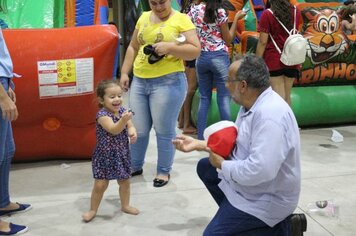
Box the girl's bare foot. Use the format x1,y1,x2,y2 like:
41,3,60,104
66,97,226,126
82,210,97,222
121,206,139,215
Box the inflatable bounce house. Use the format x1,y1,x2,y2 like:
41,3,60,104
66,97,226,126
0,0,119,161
190,0,356,128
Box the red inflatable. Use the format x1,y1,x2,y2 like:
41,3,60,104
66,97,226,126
3,25,119,161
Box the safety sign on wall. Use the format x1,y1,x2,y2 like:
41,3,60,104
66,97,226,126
37,58,94,98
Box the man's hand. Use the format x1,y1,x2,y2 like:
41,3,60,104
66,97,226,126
0,95,18,121
208,151,224,169
172,134,208,152
8,87,16,103
0,85,18,121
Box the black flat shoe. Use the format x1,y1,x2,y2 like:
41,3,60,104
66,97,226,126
131,169,143,177
153,175,170,187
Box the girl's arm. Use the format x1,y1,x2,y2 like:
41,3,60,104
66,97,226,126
255,31,268,57
221,10,247,44
98,111,133,135
127,120,137,144
120,29,140,91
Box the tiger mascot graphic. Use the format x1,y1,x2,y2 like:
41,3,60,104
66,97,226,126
303,8,349,65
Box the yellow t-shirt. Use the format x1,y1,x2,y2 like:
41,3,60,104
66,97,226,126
133,10,195,78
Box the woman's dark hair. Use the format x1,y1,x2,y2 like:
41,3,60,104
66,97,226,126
204,0,223,23
181,0,192,13
265,0,271,9
95,79,121,108
344,0,356,6
270,0,293,30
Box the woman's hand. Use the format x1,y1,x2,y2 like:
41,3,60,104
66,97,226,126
234,10,247,21
120,73,130,91
152,42,175,56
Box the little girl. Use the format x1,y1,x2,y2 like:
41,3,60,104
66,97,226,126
82,79,139,222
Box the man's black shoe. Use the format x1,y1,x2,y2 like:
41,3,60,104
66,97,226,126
290,213,307,236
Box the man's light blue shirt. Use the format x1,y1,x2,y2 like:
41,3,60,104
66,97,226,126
219,87,301,227
0,28,13,78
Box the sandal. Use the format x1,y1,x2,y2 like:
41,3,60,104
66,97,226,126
153,174,170,188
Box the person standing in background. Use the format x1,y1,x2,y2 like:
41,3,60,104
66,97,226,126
178,0,198,135
0,2,32,235
188,0,246,140
255,0,302,106
340,4,356,35
120,0,200,187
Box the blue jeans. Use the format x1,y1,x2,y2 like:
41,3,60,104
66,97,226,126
129,72,187,175
197,158,291,236
196,51,231,140
0,77,15,208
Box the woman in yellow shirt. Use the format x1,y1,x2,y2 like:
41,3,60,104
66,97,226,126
120,0,200,187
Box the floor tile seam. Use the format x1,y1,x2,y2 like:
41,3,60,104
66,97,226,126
302,173,356,180
130,187,207,196
9,187,207,203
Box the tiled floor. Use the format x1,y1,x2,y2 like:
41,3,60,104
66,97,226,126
2,125,356,235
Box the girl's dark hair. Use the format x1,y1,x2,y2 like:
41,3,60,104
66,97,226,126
270,0,293,30
204,0,223,23
95,79,121,108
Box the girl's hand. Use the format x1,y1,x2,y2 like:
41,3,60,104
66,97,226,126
128,127,137,144
235,10,247,21
121,111,133,123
